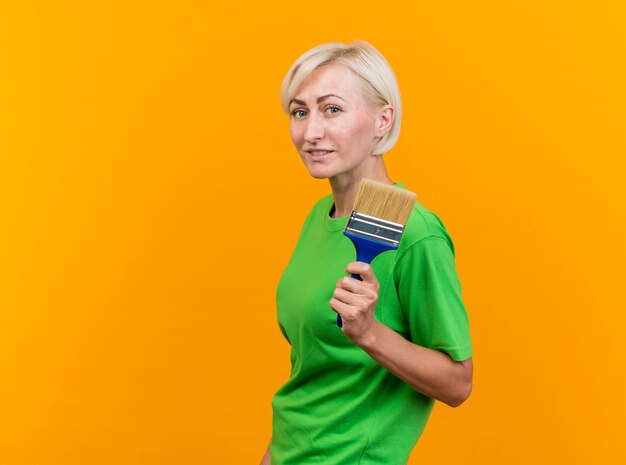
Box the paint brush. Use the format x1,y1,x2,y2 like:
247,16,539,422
338,178,416,327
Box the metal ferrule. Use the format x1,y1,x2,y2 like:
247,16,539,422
345,211,405,247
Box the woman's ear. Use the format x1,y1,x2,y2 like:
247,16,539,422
375,105,395,137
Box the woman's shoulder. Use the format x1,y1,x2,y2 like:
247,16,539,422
295,193,334,231
399,198,455,256
309,193,334,214
299,193,333,223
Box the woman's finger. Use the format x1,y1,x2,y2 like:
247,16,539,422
333,287,355,305
333,287,360,305
329,297,352,316
333,285,377,313
335,276,366,293
345,261,379,288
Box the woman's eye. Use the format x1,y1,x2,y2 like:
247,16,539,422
326,106,341,115
291,109,307,118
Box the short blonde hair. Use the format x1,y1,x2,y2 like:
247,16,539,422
280,40,402,156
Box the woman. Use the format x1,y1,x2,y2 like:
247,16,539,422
260,40,473,465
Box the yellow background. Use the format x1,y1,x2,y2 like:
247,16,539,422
1,1,625,463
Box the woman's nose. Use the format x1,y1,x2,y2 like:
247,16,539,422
304,114,324,142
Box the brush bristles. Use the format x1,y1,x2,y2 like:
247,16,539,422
352,179,416,225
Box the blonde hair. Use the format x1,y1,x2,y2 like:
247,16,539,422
280,40,402,156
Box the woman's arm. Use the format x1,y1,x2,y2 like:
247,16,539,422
355,320,472,407
330,262,473,407
259,437,271,465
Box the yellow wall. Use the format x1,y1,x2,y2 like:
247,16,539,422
1,1,625,463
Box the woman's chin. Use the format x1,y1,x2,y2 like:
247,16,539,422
309,172,331,180
304,166,334,179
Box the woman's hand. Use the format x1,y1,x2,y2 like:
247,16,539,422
330,261,472,406
329,261,380,344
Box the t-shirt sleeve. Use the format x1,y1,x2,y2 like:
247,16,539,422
394,235,473,361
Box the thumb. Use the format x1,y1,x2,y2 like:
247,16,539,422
345,261,378,285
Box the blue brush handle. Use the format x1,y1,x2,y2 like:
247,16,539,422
337,232,397,328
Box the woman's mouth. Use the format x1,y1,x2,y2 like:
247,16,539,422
307,150,334,160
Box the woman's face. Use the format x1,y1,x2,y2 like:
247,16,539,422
288,63,390,181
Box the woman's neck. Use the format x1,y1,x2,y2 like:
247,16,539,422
329,158,394,218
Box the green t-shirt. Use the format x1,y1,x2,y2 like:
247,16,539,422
271,187,473,465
